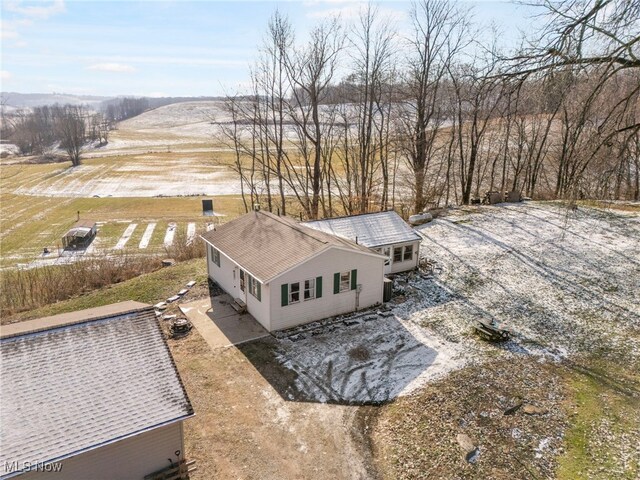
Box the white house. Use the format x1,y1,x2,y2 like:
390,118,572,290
201,210,386,331
0,301,194,480
303,210,422,274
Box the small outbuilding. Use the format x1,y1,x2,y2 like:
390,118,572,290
61,219,97,250
201,211,387,332
0,301,194,480
303,210,422,274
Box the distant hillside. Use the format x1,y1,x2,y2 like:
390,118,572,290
1,92,226,113
1,92,112,109
102,96,225,112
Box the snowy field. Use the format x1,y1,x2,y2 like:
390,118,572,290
271,202,640,405
12,159,239,197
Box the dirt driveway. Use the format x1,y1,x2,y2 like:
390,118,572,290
168,329,377,480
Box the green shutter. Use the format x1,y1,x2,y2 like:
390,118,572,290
351,269,357,290
316,276,322,298
281,283,288,306
257,282,261,302
333,272,340,294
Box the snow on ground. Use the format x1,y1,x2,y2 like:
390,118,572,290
164,223,177,247
277,315,467,404
271,202,639,405
113,223,137,249
406,202,640,361
186,223,196,245
139,223,156,249
13,162,240,197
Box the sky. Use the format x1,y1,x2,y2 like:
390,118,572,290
1,0,542,97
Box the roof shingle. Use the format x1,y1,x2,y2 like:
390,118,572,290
201,210,381,282
0,304,193,477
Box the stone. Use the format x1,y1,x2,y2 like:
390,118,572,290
522,404,546,415
456,433,479,462
504,403,522,416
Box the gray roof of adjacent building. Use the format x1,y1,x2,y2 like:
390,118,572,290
201,210,384,283
0,302,194,478
302,210,421,248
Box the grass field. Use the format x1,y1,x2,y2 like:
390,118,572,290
0,191,246,267
0,102,313,268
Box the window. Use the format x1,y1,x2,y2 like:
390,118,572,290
382,247,391,266
281,276,321,306
304,278,315,300
403,245,413,261
339,271,351,292
210,245,220,267
289,282,300,304
393,247,403,263
334,270,356,293
248,275,261,300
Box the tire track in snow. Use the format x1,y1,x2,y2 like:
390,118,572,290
138,223,156,249
113,223,137,249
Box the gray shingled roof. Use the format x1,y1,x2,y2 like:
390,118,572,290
0,303,193,478
201,210,383,283
302,211,421,248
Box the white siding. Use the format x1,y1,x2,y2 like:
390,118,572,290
19,423,184,480
269,247,385,331
206,242,271,331
387,240,421,274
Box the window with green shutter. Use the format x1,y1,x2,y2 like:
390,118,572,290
209,245,220,267
281,284,288,306
335,271,353,293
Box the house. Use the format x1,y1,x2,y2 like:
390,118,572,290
61,219,97,250
0,301,194,480
303,210,422,274
201,210,386,332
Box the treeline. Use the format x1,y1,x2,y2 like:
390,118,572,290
103,97,150,122
101,96,226,122
4,104,110,165
222,0,640,218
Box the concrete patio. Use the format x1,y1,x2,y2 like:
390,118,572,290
179,294,269,350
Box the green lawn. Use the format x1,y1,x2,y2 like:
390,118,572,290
557,360,640,479
0,192,245,267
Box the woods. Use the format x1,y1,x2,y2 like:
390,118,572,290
222,0,640,218
4,104,110,165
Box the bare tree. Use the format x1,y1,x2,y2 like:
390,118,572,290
399,0,470,213
54,105,86,166
284,19,345,219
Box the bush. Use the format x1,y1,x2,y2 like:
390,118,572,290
163,230,206,262
0,253,162,316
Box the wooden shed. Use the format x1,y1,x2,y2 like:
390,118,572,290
61,219,97,249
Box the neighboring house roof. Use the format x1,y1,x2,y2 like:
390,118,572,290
201,210,383,283
302,211,421,248
73,219,96,229
0,302,194,479
63,219,96,239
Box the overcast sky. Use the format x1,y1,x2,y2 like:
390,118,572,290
1,0,542,97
